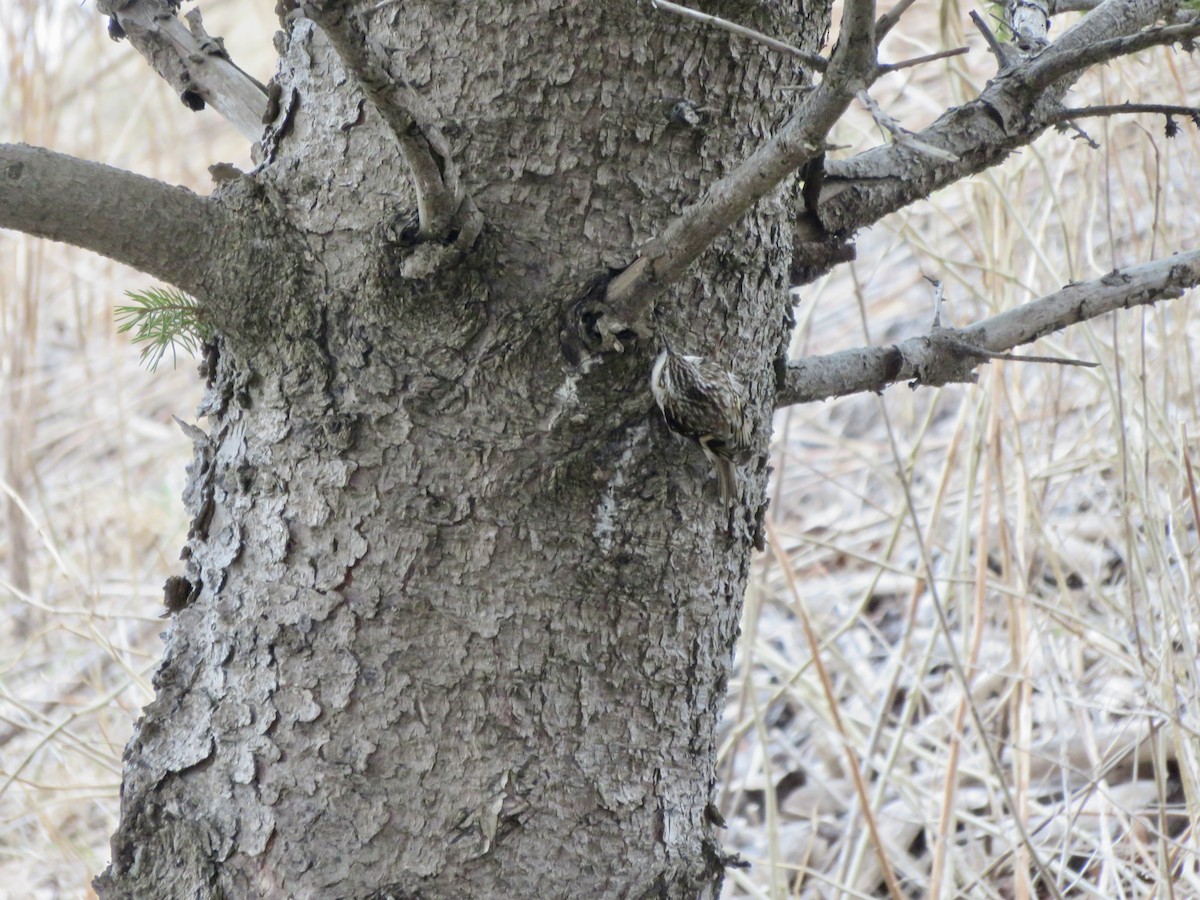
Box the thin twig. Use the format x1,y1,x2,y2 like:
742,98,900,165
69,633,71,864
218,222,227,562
875,0,920,43
1056,118,1101,148
937,336,1099,367
1026,21,1200,89
600,0,880,335
879,45,969,74
969,9,1013,68
651,0,827,71
775,251,1200,407
857,90,961,161
1047,102,1200,125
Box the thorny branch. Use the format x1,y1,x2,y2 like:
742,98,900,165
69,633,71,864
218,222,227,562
856,90,961,162
599,0,881,344
800,7,1200,250
1026,18,1200,88
598,0,1198,351
1049,103,1200,125
775,251,1200,407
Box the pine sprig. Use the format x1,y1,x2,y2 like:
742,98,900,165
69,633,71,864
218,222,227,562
114,287,210,371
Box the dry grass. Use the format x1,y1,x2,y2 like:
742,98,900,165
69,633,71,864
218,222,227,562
0,2,273,894
722,10,1200,899
1,2,1198,898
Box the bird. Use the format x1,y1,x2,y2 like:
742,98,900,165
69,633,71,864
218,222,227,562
650,346,752,504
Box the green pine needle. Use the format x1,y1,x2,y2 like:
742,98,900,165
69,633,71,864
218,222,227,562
114,287,211,371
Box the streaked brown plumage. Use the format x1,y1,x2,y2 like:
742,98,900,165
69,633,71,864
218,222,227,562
650,347,752,503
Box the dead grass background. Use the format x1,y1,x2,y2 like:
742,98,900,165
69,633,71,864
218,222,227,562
1,1,1198,897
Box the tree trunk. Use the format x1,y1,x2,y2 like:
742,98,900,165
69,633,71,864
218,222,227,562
95,2,825,895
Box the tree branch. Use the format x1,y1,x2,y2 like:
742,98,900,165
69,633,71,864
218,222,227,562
97,1,268,142
1007,0,1051,50
599,0,879,343
1050,103,1200,122
594,0,1192,351
776,251,1200,407
651,0,827,72
878,46,970,74
856,90,961,162
831,0,879,71
301,0,463,240
803,4,1200,246
969,10,1013,69
1025,18,1200,89
599,97,851,341
1049,0,1102,13
875,0,920,44
0,144,228,297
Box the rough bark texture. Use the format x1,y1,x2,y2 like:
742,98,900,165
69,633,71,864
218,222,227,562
95,2,828,896
0,145,227,297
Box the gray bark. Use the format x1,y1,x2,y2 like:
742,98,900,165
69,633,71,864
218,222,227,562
0,145,229,297
0,0,1180,893
777,251,1200,406
92,2,823,896
96,0,268,140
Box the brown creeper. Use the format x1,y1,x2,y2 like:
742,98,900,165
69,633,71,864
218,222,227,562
650,347,752,503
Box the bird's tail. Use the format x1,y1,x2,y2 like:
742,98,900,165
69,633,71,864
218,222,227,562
713,455,737,505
